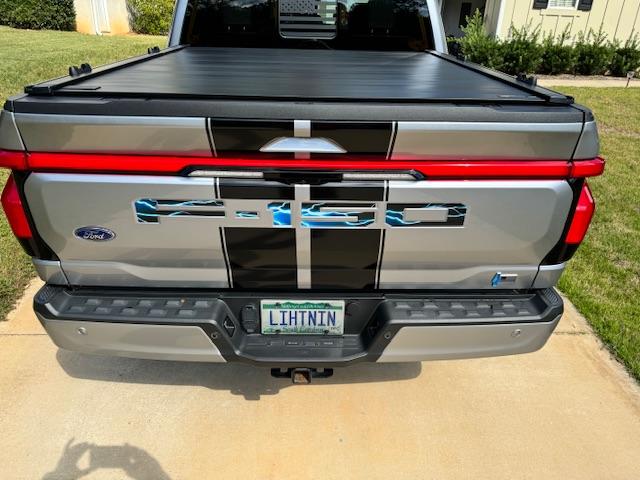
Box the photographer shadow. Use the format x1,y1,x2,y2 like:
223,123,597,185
42,438,171,480
56,349,422,400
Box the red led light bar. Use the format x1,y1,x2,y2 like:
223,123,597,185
11,152,605,180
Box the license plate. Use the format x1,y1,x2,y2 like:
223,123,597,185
260,300,345,335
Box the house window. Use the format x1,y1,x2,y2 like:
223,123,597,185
548,0,578,7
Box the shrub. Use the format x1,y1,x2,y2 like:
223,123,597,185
501,23,543,75
127,0,174,35
573,28,613,75
539,28,577,75
0,0,76,31
609,36,640,77
458,10,505,71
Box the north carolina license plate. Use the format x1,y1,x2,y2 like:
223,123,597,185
260,300,345,335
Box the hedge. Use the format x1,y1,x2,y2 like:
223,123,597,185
0,0,76,31
127,0,175,36
457,10,640,78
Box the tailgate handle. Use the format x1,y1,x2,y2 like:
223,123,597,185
259,137,347,154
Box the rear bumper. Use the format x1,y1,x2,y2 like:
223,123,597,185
35,286,563,366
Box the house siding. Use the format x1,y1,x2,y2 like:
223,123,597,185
74,0,131,35
492,0,640,42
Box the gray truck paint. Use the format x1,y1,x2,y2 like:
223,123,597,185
574,121,600,159
33,259,68,285
37,313,560,363
392,122,583,160
38,317,226,362
377,315,561,362
533,264,566,288
0,110,24,151
14,114,212,155
378,180,572,289
25,173,572,289
10,113,593,161
25,173,230,288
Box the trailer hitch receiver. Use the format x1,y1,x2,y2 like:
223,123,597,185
271,367,334,384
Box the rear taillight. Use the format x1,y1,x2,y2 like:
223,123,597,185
1,174,32,239
565,182,595,244
0,150,27,169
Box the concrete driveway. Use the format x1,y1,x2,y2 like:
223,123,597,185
1,281,639,480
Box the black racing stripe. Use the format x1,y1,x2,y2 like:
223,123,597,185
375,229,386,288
375,180,389,288
311,121,392,156
224,228,297,289
310,230,381,289
218,227,233,287
205,116,216,156
219,179,295,200
210,119,293,152
310,182,385,201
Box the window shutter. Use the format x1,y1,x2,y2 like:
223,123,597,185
577,0,593,11
533,0,549,9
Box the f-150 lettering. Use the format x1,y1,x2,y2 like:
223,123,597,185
134,198,467,228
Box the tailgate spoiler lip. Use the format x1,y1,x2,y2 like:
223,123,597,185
4,98,586,123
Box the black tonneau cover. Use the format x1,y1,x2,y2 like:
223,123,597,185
22,46,571,105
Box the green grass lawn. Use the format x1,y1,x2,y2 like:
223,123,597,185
557,87,640,381
0,26,165,319
0,27,638,381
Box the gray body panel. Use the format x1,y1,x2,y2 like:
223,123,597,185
14,114,212,155
8,114,592,160
39,315,558,363
38,317,225,362
33,259,68,285
392,122,582,160
533,263,566,288
25,174,229,288
25,173,572,289
0,110,25,151
574,121,600,159
377,315,561,362
379,180,572,289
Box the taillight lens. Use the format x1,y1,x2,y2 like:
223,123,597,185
1,174,32,239
565,182,595,244
0,150,27,169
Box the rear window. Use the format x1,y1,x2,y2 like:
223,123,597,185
181,0,435,51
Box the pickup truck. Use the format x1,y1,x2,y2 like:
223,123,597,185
0,0,603,381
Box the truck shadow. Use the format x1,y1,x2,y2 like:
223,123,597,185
55,350,422,400
42,438,171,480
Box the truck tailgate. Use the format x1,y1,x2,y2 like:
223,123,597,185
23,172,572,290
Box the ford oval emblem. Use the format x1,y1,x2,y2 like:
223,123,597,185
74,226,116,242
